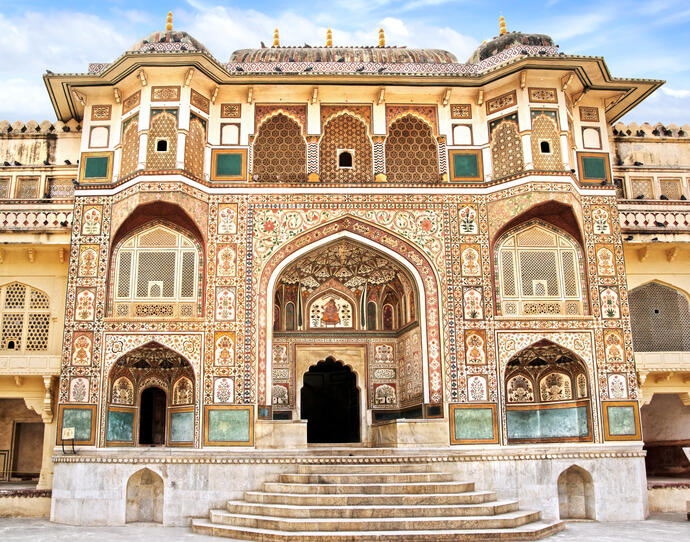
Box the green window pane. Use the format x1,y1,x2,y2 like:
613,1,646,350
84,156,110,179
215,153,243,177
453,153,479,178
581,156,607,180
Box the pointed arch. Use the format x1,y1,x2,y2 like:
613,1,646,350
126,468,164,523
557,465,595,519
258,216,443,405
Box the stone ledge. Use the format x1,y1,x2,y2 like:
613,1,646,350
0,489,51,498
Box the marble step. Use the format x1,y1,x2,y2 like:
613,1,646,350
295,463,434,473
244,490,498,506
226,499,520,518
262,480,475,494
279,472,453,484
191,519,566,541
205,509,544,532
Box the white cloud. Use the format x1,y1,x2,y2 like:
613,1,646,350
662,87,690,99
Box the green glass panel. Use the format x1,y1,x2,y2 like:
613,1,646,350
581,156,607,180
453,153,479,178
453,407,495,441
84,156,110,179
215,153,243,177
170,411,194,442
106,409,134,442
507,405,589,440
208,408,251,442
607,405,637,436
62,408,92,441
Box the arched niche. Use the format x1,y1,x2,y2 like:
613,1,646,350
557,465,595,519
126,468,164,523
106,342,195,447
504,340,592,444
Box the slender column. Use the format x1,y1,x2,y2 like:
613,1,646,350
36,376,55,490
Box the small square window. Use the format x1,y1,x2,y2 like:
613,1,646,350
337,149,354,169
156,139,168,153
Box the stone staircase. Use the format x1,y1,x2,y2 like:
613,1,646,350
191,461,565,540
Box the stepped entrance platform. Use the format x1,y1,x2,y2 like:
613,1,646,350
51,445,648,530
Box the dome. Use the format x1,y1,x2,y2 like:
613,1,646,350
467,31,554,64
229,47,458,64
128,29,208,54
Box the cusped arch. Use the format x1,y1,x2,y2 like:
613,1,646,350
385,114,438,183
319,112,373,182
258,216,443,405
252,113,307,183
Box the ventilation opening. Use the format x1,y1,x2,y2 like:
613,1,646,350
337,150,353,169
6,340,16,350
540,141,551,154
156,139,168,152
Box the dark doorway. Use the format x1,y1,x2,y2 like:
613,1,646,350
301,357,360,443
139,387,167,446
11,422,43,480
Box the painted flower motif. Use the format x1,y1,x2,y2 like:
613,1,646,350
264,220,275,232
420,218,433,232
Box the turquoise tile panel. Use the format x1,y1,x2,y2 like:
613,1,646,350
453,407,495,441
62,408,93,441
106,409,134,442
507,405,589,440
607,405,637,436
170,411,194,443
208,408,251,443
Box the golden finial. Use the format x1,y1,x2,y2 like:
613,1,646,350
499,15,507,35
326,28,333,47
378,27,385,47
273,28,280,47
166,11,173,31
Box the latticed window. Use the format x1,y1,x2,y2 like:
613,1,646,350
114,225,199,305
497,223,584,316
629,282,690,351
0,283,50,351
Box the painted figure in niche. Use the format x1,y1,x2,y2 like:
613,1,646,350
78,247,98,277
272,384,289,405
507,375,534,403
459,206,478,234
463,288,483,319
72,334,92,366
600,288,620,318
468,376,487,401
82,206,102,235
607,374,628,399
321,298,340,326
461,246,481,276
214,377,234,403
69,377,89,403
214,334,235,366
374,384,396,405
540,372,572,401
592,207,610,235
75,290,95,321
596,247,615,276
217,245,236,276
173,377,193,405
216,288,236,321
112,377,134,405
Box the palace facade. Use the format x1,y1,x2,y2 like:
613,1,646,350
1,13,689,538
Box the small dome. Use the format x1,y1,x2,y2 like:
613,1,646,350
229,47,458,64
467,31,554,63
128,30,208,54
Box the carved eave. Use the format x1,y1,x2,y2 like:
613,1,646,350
44,52,663,124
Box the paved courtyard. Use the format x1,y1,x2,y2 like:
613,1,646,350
0,514,687,541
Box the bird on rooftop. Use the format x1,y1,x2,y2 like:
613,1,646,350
655,221,666,227
274,66,283,72
356,65,365,72
337,57,345,62
304,66,313,72
261,41,266,48
660,194,669,200
235,66,244,72
635,194,645,199
624,235,633,241
378,66,385,73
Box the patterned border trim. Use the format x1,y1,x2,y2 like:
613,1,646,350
52,449,645,464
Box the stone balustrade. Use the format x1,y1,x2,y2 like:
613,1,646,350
618,202,690,232
0,207,73,230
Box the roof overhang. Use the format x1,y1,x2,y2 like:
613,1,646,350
44,52,663,123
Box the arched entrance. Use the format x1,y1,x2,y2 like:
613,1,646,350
139,387,166,445
106,342,195,447
301,358,360,443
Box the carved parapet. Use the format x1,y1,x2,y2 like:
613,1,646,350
0,208,73,231
618,202,690,232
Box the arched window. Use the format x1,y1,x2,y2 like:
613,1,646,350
113,224,201,318
320,113,372,182
120,115,139,177
496,222,584,316
629,282,690,351
0,283,50,352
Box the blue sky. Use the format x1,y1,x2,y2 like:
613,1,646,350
1,0,689,124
